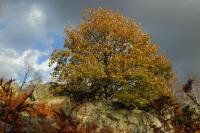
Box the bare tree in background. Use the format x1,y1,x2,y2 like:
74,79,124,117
15,63,42,102
168,72,200,106
187,75,200,106
10,63,42,133
168,71,185,103
181,74,200,107
18,63,42,93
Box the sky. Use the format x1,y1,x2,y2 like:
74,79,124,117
0,0,200,82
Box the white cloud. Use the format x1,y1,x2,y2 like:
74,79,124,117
34,59,50,72
0,3,53,82
0,3,50,51
27,5,46,28
0,47,52,82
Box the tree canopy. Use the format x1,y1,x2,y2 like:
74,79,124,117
50,8,173,107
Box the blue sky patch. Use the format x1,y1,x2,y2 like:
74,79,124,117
0,21,7,30
47,31,65,49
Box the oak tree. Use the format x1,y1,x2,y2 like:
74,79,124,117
50,8,173,107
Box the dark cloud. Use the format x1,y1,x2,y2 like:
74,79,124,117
1,0,200,80
0,0,5,19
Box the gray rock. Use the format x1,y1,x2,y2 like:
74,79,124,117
69,102,167,133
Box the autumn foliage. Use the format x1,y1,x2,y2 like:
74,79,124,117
1,7,200,133
50,8,173,107
0,79,34,132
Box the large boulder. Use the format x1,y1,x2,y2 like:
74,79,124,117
68,102,165,133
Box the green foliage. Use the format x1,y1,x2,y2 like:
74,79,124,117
50,8,173,107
